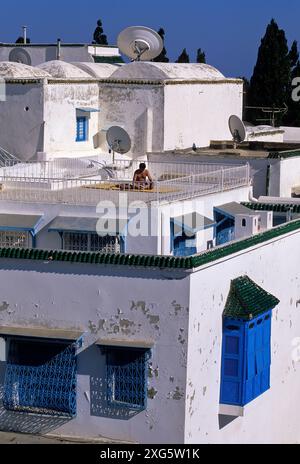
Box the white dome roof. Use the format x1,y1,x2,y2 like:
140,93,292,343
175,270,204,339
0,61,51,78
110,62,225,80
72,62,121,78
37,60,91,79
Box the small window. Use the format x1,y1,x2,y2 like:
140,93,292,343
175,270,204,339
62,232,121,254
207,240,214,250
0,231,30,248
106,348,150,410
76,116,88,142
242,219,247,227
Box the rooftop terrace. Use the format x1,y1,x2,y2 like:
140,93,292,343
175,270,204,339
0,158,250,206
150,142,300,161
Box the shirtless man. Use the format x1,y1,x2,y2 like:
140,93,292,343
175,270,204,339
133,163,154,190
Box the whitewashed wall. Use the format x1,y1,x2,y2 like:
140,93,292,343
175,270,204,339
43,82,100,158
99,84,164,157
278,158,300,197
186,227,300,444
281,126,300,144
0,259,190,444
0,82,45,161
164,82,243,150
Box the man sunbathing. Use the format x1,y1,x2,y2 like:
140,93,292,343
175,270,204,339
132,163,154,190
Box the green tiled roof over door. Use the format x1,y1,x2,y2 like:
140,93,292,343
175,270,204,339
224,276,280,321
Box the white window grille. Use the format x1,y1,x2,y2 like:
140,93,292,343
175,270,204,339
0,231,30,249
63,233,120,254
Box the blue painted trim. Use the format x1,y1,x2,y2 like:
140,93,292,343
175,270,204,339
214,207,235,220
76,107,100,113
76,116,88,142
172,217,216,235
0,226,35,233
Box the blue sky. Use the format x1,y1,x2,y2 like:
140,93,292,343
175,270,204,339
1,0,299,78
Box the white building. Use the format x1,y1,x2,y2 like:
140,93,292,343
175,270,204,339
0,57,300,444
0,60,243,161
0,42,121,66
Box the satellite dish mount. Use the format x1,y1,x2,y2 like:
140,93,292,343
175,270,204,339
106,126,132,164
228,115,246,149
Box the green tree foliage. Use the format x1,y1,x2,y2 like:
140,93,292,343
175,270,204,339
196,48,206,64
176,48,190,63
93,19,108,45
286,42,300,126
248,19,291,125
153,28,169,63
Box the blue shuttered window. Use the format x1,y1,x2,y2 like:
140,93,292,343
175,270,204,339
76,116,88,142
220,311,272,407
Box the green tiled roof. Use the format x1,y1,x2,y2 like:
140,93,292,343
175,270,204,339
242,202,300,214
224,276,280,320
93,56,124,64
0,219,299,270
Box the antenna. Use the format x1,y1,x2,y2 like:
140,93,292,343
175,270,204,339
117,26,163,61
228,115,246,147
106,126,132,163
245,104,288,127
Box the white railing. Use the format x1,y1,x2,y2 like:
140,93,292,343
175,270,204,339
0,165,250,206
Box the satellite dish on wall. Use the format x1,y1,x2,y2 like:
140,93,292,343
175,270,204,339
106,126,132,161
117,26,163,61
9,48,32,65
229,115,246,144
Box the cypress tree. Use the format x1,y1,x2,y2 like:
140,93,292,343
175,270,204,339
176,48,190,63
93,19,108,45
153,28,169,63
286,41,300,126
248,19,291,125
196,48,206,64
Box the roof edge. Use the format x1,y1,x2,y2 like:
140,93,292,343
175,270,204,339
0,218,298,270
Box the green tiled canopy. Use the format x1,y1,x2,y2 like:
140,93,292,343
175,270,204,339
224,276,280,321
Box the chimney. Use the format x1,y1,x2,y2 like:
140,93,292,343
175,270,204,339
57,38,61,60
22,25,27,44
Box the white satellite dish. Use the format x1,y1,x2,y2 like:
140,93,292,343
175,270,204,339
106,126,131,163
117,26,163,61
9,48,32,65
229,115,246,144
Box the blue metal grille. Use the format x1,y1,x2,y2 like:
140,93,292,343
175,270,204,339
107,349,150,411
3,343,77,417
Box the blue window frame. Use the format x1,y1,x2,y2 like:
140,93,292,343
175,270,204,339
76,116,88,142
107,348,150,411
3,338,77,417
170,220,197,257
220,311,272,407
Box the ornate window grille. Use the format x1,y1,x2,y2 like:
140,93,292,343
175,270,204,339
63,232,120,254
3,339,77,417
0,231,30,249
107,348,150,411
